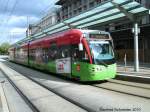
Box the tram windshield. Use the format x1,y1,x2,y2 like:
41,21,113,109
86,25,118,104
89,41,114,64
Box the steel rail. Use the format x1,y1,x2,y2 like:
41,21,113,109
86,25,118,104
92,82,150,99
107,79,150,90
0,69,39,112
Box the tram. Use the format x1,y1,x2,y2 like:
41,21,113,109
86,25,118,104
9,29,116,81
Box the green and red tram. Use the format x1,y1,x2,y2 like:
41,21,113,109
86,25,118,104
9,29,116,81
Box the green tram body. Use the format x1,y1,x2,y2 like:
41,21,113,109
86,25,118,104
9,29,116,81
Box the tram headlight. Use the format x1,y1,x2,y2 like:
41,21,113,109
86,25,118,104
96,67,102,71
90,67,102,72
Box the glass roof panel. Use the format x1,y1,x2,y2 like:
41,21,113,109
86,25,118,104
44,23,64,32
129,7,147,13
122,2,140,9
65,2,113,23
78,13,125,28
72,9,120,26
47,26,68,34
113,0,130,4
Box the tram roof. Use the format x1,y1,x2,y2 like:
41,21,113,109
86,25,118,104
31,0,149,39
14,29,110,45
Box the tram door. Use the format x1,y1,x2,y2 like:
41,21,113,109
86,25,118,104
55,45,72,77
71,43,90,79
71,44,85,79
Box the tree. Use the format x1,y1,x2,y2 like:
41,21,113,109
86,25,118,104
0,42,11,55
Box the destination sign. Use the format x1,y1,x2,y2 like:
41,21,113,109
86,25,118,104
89,34,109,39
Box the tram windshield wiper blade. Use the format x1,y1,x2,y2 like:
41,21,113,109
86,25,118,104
96,60,108,67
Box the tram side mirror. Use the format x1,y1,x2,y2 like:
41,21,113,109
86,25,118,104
79,43,83,51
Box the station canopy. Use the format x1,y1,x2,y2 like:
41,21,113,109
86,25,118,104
31,0,150,39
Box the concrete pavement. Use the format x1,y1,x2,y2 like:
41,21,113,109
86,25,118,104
117,62,150,83
0,71,9,112
0,96,2,112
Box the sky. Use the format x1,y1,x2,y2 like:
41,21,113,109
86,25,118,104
0,0,58,44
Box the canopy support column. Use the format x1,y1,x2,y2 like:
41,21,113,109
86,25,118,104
133,23,139,72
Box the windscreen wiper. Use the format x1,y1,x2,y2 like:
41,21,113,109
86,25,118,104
97,60,108,67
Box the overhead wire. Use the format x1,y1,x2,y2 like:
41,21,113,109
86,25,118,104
0,0,19,42
0,0,10,26
0,0,19,28
5,0,19,24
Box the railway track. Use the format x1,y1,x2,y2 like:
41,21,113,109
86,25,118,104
92,79,150,99
108,79,150,90
1,71,39,112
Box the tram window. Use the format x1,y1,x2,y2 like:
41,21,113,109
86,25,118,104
71,44,89,63
42,48,49,63
48,49,58,60
29,49,36,61
48,43,58,60
58,45,70,59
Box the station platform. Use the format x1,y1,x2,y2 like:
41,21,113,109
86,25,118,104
117,62,150,84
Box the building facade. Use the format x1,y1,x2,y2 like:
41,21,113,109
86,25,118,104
27,10,58,36
56,0,108,20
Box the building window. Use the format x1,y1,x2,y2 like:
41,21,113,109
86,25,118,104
78,0,82,6
89,2,95,8
69,12,72,17
74,10,77,15
64,14,68,19
96,0,101,4
135,0,141,3
149,15,150,24
74,2,77,8
68,5,72,11
78,7,82,13
83,5,87,10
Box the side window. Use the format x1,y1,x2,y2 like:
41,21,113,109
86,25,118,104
71,45,80,60
48,43,58,60
42,48,48,63
35,47,43,63
29,48,36,61
71,44,89,63
58,45,70,59
16,48,19,58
